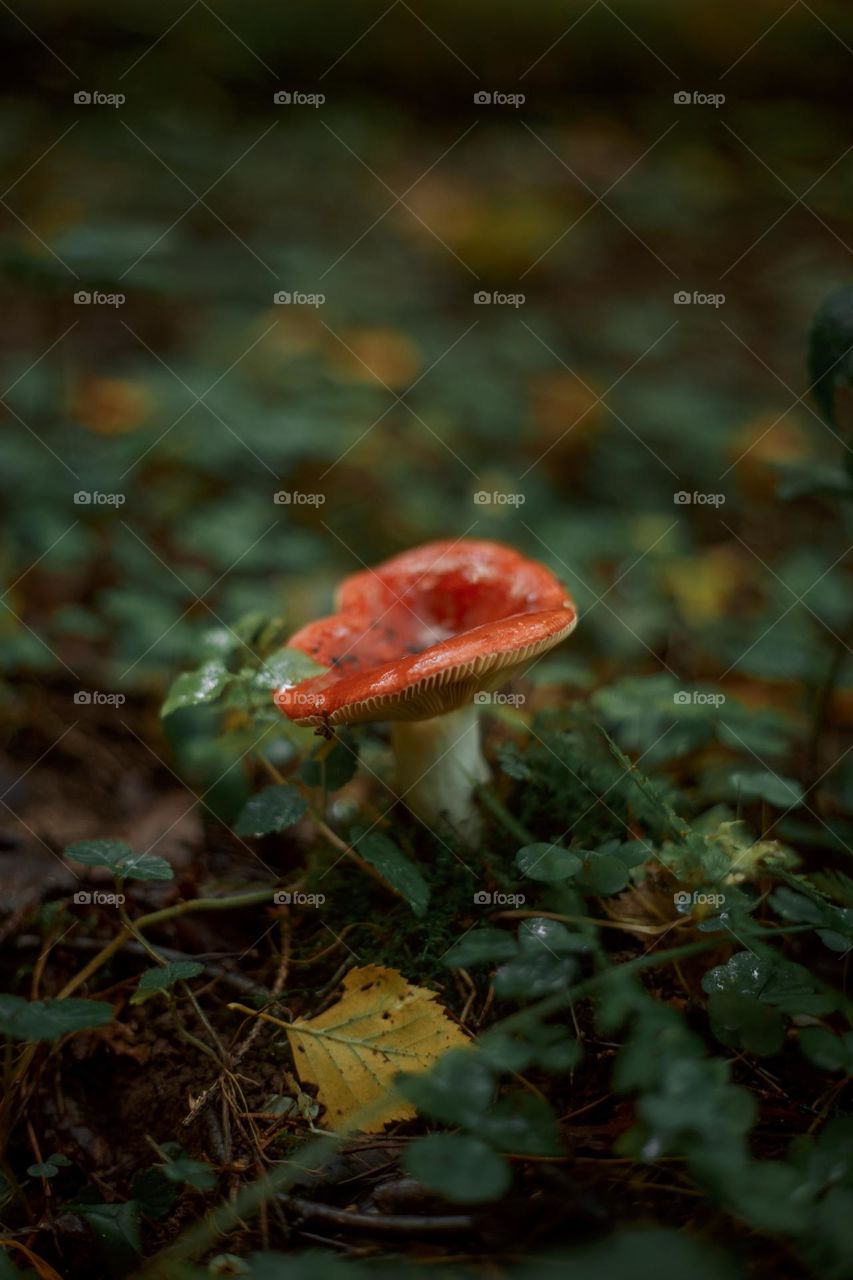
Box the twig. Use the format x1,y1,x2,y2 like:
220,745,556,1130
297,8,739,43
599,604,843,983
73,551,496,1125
279,1194,474,1236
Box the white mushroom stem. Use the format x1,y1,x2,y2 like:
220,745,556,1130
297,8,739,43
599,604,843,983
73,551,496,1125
391,704,489,841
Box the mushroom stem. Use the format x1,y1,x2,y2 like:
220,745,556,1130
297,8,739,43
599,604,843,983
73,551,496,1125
391,704,489,840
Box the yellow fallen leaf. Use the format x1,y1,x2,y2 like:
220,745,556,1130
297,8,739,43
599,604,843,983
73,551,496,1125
285,964,469,1132
664,545,751,625
70,375,151,435
326,327,421,389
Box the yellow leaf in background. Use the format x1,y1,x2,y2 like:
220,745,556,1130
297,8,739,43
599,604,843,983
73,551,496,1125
285,964,469,1133
732,413,811,501
326,327,421,389
665,545,751,625
528,371,604,455
71,376,150,435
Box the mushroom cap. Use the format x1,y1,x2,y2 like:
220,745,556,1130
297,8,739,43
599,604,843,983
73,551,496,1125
274,539,577,727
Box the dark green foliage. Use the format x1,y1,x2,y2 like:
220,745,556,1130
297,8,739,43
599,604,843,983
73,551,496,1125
809,286,853,427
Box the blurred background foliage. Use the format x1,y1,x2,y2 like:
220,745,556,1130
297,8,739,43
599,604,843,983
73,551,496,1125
2,0,852,814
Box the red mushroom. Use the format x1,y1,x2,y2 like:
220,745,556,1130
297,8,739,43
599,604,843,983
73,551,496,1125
275,540,577,838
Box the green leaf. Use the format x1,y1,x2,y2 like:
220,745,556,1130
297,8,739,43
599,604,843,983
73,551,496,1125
253,647,326,691
351,828,430,918
130,1168,178,1220
132,960,204,1003
28,1150,72,1178
799,1027,853,1072
702,950,834,1015
614,1000,704,1093
729,1160,811,1233
477,1092,562,1155
72,1201,141,1273
516,843,582,882
518,917,594,954
581,851,630,895
65,839,174,882
494,952,577,999
537,1227,745,1280
161,658,232,717
301,742,358,791
769,885,825,925
809,285,853,427
402,1134,511,1203
0,995,113,1041
234,784,307,837
480,1023,581,1073
636,1056,757,1154
731,770,804,809
158,1142,216,1190
707,991,785,1056
396,1049,495,1125
770,883,853,952
701,950,834,1054
443,927,518,968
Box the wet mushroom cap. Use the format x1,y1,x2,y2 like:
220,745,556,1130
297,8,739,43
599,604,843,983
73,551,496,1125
275,539,577,726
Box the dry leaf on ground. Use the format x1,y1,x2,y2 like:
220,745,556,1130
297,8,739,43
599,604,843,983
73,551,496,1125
286,964,469,1132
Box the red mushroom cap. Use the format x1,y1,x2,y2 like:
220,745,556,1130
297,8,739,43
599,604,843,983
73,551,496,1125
275,539,577,727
